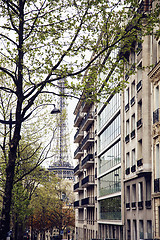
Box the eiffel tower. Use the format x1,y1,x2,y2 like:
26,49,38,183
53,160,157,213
48,79,74,180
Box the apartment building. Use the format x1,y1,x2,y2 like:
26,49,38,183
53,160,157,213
121,33,154,239
97,93,123,240
149,37,160,240
73,99,98,240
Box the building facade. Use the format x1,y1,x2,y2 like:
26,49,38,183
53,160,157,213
149,36,160,240
73,99,98,240
97,93,123,239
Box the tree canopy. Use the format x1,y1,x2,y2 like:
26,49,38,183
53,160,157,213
0,0,159,239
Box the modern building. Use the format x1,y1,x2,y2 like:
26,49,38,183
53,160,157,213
73,99,98,240
97,93,123,239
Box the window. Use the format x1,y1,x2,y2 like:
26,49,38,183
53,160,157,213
125,88,129,111
137,62,142,82
127,220,131,240
147,220,152,239
139,220,144,239
138,182,143,202
133,220,137,240
126,152,130,169
146,179,151,208
126,119,130,135
132,149,136,166
126,186,130,207
131,81,135,98
155,85,159,110
137,139,142,162
132,184,136,207
156,144,160,178
137,100,142,123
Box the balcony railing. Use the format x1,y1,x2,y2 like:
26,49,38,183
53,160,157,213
74,182,80,191
81,197,95,206
126,168,130,175
131,129,135,139
82,153,94,168
130,96,135,106
125,103,129,112
131,165,136,173
132,202,136,208
145,200,151,208
81,111,94,131
125,134,130,143
154,178,160,193
74,200,79,207
137,158,143,167
126,203,130,209
81,132,94,150
137,118,142,128
81,175,94,187
153,108,160,124
74,164,79,173
74,145,83,159
74,111,84,127
136,80,142,92
138,201,143,209
74,129,83,143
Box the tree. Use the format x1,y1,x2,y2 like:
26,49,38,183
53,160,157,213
28,177,74,240
0,0,159,238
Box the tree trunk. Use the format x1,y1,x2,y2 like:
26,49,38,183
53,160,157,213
0,148,17,240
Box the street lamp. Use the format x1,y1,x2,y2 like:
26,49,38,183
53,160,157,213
51,104,61,114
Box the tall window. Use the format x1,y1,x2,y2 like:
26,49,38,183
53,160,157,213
155,85,159,110
138,100,142,121
137,62,142,82
138,182,143,202
126,119,130,136
131,81,135,99
125,88,129,106
126,186,130,204
139,220,144,239
137,139,142,160
156,144,160,178
132,184,136,205
147,220,152,239
127,220,131,240
126,152,130,169
133,220,137,240
132,149,136,166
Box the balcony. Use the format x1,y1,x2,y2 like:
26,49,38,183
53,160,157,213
74,129,84,143
130,96,135,106
74,145,83,159
137,118,142,129
131,202,136,209
136,80,142,92
74,163,82,175
153,108,160,124
145,200,151,209
126,203,130,209
126,168,130,175
131,165,136,173
81,197,95,207
125,134,130,143
81,132,94,150
74,200,79,208
154,178,160,193
82,153,94,169
73,182,83,192
81,175,94,188
138,201,143,209
81,100,91,113
74,111,84,127
81,111,94,131
131,129,135,139
125,103,129,112
137,158,143,167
